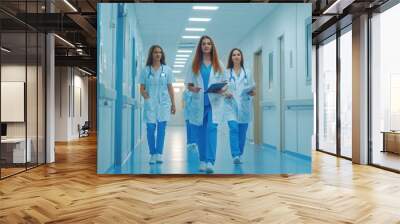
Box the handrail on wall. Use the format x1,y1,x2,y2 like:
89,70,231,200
261,101,275,110
285,99,313,111
260,99,314,111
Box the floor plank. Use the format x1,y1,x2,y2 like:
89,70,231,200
1,135,400,223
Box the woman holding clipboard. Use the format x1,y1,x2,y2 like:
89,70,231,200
185,35,226,173
224,48,256,164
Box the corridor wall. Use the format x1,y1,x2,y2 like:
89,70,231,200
97,3,144,173
54,67,89,141
238,4,313,157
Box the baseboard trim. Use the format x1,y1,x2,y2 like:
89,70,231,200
283,150,312,161
263,143,277,150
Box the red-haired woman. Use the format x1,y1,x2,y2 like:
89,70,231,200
185,36,226,173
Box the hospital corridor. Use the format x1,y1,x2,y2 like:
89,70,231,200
97,3,313,174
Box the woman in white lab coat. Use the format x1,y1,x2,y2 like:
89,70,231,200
224,48,256,164
185,35,226,173
140,45,176,164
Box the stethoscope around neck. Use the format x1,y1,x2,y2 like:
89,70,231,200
229,67,248,84
148,65,165,78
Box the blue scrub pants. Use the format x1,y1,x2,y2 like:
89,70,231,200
228,121,248,157
146,121,167,155
195,105,217,164
185,120,195,145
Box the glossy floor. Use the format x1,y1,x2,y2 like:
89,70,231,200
110,126,311,174
373,150,400,171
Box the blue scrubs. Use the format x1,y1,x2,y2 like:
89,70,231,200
146,121,167,155
185,120,195,145
195,64,218,164
228,121,248,157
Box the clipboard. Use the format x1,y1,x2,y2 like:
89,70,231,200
241,84,256,96
205,82,227,93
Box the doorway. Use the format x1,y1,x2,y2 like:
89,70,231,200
278,35,285,151
253,50,263,145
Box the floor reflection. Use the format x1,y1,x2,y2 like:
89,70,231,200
110,126,311,174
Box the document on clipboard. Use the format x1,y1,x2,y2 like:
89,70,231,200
205,82,227,93
240,84,256,96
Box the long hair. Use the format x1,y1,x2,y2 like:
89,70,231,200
146,45,166,66
227,48,244,69
192,35,222,75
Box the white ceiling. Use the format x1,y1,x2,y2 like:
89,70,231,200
134,3,276,80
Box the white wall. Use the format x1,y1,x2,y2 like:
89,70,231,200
1,63,46,163
54,67,89,141
1,65,37,137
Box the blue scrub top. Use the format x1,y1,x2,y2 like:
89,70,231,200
200,63,212,106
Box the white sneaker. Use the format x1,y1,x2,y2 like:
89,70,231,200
206,162,214,173
233,156,241,164
149,155,156,164
156,154,163,163
187,143,196,150
199,161,206,172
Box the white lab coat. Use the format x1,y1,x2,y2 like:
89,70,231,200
185,63,227,126
224,67,255,123
183,89,192,120
139,65,174,123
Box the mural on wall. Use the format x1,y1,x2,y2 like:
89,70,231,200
97,3,313,174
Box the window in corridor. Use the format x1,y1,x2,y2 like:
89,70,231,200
339,27,352,159
317,36,337,155
371,2,400,171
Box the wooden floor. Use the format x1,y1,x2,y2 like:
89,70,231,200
1,135,400,223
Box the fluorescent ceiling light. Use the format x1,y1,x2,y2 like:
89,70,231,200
172,70,182,73
54,34,75,48
192,6,219,10
173,65,184,68
78,67,92,76
177,49,193,53
174,61,186,65
189,18,211,22
1,47,11,53
175,58,188,61
63,0,78,12
185,27,206,32
182,36,200,39
176,54,190,58
176,78,184,82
